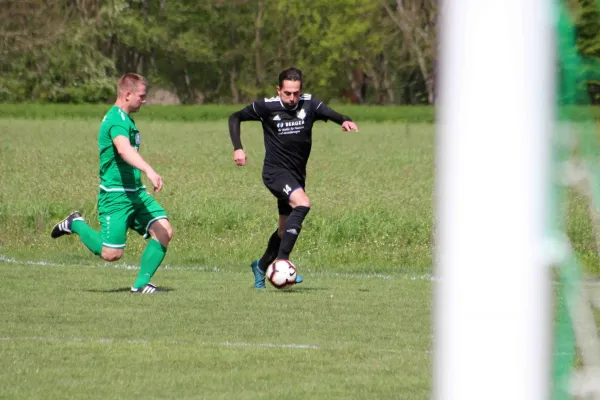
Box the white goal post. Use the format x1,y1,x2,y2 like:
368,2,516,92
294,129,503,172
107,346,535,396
434,0,555,399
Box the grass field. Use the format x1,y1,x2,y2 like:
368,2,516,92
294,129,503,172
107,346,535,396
0,108,599,399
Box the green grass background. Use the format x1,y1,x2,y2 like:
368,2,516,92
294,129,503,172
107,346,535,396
0,116,435,273
0,104,599,399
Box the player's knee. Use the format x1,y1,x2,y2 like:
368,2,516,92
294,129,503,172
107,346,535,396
298,198,311,208
149,219,173,247
292,195,310,208
165,224,174,243
101,248,123,262
288,188,310,209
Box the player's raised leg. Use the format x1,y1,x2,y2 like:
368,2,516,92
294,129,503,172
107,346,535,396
51,211,103,256
52,208,128,262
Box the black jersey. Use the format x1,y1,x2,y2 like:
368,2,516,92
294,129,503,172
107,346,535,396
229,94,351,180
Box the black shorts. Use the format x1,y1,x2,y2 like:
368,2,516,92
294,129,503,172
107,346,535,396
262,169,305,216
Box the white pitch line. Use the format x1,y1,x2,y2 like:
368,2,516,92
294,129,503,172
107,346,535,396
0,336,322,351
0,336,581,357
0,335,427,353
221,341,321,350
0,255,64,267
3,255,600,286
0,336,148,345
0,254,437,281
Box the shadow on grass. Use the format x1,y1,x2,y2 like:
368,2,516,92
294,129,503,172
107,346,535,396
85,287,176,293
267,286,328,293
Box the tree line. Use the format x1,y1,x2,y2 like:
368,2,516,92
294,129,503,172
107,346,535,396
0,0,598,105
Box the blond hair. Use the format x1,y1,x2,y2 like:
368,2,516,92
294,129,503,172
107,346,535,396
117,73,147,95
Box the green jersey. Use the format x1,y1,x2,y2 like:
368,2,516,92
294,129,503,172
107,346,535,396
98,106,145,191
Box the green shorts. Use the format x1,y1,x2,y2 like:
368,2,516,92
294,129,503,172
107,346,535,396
98,189,168,249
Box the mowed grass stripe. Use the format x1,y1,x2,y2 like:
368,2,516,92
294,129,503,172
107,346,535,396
0,260,432,399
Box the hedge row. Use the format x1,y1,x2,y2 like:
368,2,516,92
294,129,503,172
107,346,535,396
2,103,600,123
0,103,435,123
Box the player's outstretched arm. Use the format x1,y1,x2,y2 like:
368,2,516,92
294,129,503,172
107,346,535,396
113,136,163,192
313,99,359,132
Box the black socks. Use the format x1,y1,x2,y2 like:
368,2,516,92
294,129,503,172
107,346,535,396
277,206,310,260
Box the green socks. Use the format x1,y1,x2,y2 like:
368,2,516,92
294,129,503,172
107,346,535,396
71,220,167,289
132,239,167,289
71,220,102,256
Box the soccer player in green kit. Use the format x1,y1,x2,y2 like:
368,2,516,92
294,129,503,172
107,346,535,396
50,73,173,294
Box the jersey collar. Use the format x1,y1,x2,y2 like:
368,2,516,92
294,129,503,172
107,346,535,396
279,98,300,111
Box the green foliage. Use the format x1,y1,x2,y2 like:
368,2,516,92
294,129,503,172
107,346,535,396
0,0,436,105
4,0,600,105
569,0,600,103
0,18,116,102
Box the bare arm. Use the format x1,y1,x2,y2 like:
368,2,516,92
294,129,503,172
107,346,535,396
113,136,152,173
113,136,163,192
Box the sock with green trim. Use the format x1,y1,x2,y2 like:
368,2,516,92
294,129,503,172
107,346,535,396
132,239,167,289
71,220,102,256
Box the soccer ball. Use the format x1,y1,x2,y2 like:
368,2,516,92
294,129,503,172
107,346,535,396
266,259,297,289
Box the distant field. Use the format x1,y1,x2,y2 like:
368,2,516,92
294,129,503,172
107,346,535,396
0,117,435,272
0,103,435,123
0,109,599,399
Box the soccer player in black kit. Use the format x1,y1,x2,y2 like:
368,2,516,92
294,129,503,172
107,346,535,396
228,68,359,289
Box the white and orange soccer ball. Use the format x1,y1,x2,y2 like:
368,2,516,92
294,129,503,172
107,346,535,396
266,259,297,289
